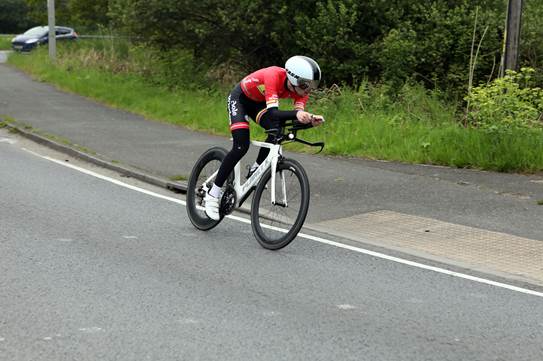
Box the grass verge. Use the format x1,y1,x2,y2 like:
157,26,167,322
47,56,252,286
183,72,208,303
7,43,543,173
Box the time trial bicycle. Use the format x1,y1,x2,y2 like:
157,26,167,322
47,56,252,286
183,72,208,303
186,120,324,250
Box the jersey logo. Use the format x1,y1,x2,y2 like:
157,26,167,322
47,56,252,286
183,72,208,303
228,94,238,117
243,77,259,84
257,84,266,95
230,100,238,116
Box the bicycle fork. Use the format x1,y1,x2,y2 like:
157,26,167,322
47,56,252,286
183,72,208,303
270,155,288,208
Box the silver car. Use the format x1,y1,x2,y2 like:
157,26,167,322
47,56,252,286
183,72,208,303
11,26,78,52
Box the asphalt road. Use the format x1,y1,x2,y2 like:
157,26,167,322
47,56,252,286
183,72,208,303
1,62,543,241
2,127,543,361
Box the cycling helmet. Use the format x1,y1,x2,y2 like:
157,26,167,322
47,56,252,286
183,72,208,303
285,55,321,90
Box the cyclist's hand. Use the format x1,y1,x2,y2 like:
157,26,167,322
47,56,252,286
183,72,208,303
296,110,313,124
311,115,325,127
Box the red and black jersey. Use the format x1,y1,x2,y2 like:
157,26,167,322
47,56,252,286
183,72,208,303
240,66,308,110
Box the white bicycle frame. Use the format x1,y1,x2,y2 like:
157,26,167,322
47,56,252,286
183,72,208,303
201,140,287,208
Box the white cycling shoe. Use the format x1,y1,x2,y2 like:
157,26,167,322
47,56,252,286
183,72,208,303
204,192,220,220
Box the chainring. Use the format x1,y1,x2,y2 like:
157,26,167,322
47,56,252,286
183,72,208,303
220,185,237,216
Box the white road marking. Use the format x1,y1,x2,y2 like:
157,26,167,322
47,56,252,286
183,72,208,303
0,138,17,144
262,311,280,317
79,327,103,333
123,236,138,239
24,149,543,299
337,304,357,310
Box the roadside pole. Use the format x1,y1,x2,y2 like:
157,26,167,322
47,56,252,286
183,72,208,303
47,0,56,62
501,0,523,75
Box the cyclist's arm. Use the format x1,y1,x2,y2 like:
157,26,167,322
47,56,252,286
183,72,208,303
257,107,318,125
257,107,298,123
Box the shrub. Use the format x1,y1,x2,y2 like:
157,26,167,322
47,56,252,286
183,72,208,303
465,67,543,131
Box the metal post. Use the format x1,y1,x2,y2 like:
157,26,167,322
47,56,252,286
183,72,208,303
47,0,56,62
503,0,523,72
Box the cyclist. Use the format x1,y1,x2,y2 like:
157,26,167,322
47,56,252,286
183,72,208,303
204,55,325,220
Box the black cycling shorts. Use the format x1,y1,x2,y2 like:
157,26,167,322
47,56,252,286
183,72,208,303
227,83,266,132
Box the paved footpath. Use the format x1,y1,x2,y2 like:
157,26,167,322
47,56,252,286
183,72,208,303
1,57,543,287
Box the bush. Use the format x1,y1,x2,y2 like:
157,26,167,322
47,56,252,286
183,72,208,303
465,67,543,131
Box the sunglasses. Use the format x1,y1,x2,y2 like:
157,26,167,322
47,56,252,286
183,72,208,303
296,78,320,91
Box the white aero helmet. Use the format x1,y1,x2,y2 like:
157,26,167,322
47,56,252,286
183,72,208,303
285,55,321,90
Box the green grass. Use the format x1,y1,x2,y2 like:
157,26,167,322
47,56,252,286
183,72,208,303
7,42,543,173
0,35,13,50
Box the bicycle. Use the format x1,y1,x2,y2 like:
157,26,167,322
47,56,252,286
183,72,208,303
186,120,324,250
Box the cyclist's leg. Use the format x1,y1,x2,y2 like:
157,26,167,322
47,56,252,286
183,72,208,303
211,84,251,191
213,129,250,188
205,85,250,220
254,109,281,165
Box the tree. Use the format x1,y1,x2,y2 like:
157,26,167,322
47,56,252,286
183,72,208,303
97,0,543,92
25,0,70,25
0,0,33,33
520,0,543,83
67,0,111,31
25,0,110,30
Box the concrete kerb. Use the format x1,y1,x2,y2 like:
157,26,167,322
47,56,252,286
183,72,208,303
2,120,187,193
1,119,265,219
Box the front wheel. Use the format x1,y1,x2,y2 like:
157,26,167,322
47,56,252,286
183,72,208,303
186,147,228,231
251,159,310,250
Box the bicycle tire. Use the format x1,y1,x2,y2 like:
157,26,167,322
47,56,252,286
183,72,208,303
251,159,310,250
186,147,228,231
